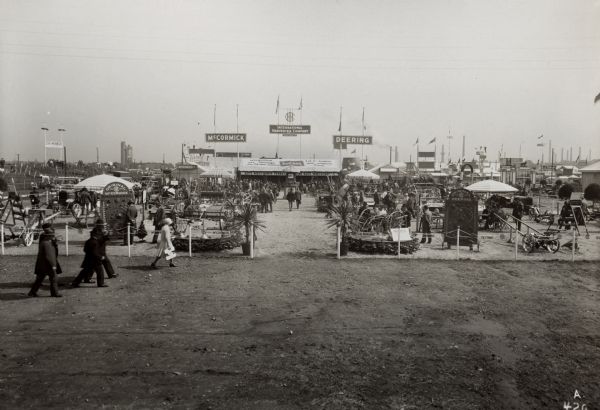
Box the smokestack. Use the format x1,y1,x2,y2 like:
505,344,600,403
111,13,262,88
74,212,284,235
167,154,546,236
570,147,573,161
394,146,398,162
561,148,563,162
548,140,552,163
461,135,465,159
441,144,445,163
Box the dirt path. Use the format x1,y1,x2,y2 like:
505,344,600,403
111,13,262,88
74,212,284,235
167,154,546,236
0,257,598,409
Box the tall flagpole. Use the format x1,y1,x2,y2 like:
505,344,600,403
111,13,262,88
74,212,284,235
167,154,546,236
361,107,365,169
338,106,343,169
236,104,239,168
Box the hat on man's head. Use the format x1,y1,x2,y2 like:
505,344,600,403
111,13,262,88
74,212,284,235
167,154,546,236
163,218,173,226
95,218,106,226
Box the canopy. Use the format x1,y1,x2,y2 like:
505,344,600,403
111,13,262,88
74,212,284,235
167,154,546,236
465,179,518,193
74,174,135,190
199,168,235,179
346,169,380,180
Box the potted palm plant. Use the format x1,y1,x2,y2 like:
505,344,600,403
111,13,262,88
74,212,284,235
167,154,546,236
324,198,356,256
229,201,266,255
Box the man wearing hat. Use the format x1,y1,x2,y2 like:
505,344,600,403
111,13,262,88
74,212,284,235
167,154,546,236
150,218,176,268
152,200,165,244
72,224,107,288
89,219,117,280
122,200,138,245
29,223,62,297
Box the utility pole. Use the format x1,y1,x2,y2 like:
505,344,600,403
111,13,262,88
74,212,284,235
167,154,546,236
96,146,99,163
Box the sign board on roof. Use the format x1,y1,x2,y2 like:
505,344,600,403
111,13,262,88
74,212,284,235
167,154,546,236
205,133,247,143
269,124,311,135
332,135,373,145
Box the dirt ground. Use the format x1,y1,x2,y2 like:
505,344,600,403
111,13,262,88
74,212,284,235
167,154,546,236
0,255,599,409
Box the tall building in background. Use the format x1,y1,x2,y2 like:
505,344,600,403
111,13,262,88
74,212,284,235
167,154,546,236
120,141,133,168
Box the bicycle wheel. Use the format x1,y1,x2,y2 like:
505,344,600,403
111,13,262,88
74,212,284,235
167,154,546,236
546,239,560,253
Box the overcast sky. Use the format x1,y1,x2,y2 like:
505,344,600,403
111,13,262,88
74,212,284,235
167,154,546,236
1,0,599,165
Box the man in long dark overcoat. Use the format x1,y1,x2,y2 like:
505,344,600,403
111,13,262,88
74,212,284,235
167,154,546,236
29,223,62,297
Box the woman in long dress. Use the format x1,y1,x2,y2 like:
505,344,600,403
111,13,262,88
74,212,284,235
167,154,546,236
150,218,176,268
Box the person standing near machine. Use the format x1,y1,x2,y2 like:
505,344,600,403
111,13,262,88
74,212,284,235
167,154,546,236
420,205,433,244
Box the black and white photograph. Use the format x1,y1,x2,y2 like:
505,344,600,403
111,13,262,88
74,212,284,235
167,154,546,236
1,0,599,408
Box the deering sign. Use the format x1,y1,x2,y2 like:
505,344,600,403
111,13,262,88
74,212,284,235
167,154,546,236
332,135,373,145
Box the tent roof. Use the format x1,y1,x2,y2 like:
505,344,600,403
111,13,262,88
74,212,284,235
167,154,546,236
580,161,600,172
465,179,518,193
346,169,380,179
199,168,234,178
74,174,135,190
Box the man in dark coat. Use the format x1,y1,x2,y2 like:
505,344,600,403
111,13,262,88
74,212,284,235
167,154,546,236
286,189,295,211
295,189,302,209
86,219,117,280
29,223,62,297
72,230,107,288
512,198,524,231
152,201,165,244
122,200,138,245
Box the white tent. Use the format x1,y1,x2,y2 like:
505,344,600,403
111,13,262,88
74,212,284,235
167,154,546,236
346,169,380,180
74,174,135,191
465,179,518,193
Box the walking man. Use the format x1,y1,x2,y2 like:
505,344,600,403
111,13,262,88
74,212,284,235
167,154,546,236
72,230,107,288
90,219,117,279
29,223,62,297
286,188,295,211
152,200,165,244
420,205,432,244
295,189,302,209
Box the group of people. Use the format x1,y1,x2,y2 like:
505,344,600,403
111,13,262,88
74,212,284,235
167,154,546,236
28,213,177,297
285,188,302,211
28,220,117,297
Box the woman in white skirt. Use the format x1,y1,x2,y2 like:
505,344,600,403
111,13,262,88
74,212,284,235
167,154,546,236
150,218,176,268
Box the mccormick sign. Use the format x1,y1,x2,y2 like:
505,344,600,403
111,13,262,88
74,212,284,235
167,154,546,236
205,133,247,143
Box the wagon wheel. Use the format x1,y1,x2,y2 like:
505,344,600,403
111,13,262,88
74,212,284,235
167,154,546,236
22,227,35,247
546,239,560,253
71,202,82,219
521,234,535,253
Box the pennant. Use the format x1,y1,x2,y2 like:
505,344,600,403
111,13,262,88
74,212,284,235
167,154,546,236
413,137,419,146
428,137,436,144
594,92,600,104
351,149,356,154
538,134,544,139
338,106,342,132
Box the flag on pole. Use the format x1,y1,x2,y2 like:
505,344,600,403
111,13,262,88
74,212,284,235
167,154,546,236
338,106,342,132
275,95,280,114
594,92,600,104
298,96,303,110
351,149,356,154
538,134,543,139
413,137,419,146
428,137,436,144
